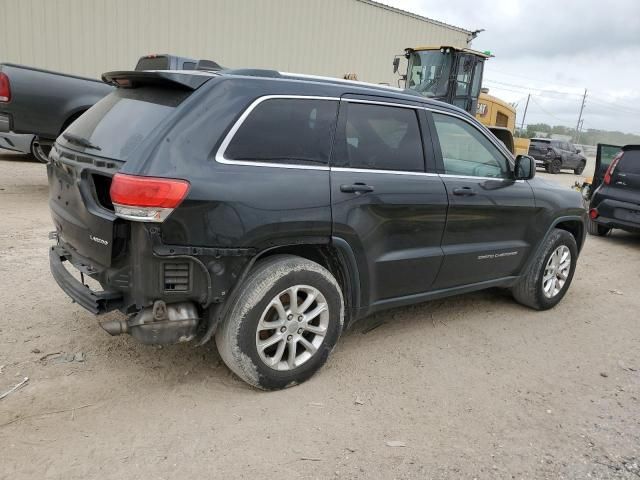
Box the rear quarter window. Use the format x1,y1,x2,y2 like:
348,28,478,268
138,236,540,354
618,150,640,174
224,98,338,166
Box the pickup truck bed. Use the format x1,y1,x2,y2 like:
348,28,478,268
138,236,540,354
0,63,113,139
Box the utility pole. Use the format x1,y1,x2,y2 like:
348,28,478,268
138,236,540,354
576,119,584,145
575,89,587,142
520,93,530,131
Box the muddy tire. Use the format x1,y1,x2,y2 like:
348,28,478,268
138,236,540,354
574,161,586,175
215,255,344,390
587,218,611,236
511,229,577,310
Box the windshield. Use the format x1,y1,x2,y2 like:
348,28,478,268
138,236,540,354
61,86,189,161
407,50,452,98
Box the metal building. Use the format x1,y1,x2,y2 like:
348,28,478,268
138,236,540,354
0,0,471,84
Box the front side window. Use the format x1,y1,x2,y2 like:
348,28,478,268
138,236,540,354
432,113,509,178
225,98,338,165
334,102,424,172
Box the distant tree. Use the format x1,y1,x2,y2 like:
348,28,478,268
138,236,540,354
521,123,640,146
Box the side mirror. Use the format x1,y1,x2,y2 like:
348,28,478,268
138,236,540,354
514,155,536,180
392,57,400,73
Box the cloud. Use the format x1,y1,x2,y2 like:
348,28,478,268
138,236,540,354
382,0,640,133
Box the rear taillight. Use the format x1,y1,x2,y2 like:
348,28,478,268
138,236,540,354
603,152,623,185
589,208,598,219
0,73,11,102
109,173,190,222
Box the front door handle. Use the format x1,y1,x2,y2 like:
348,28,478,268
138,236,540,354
452,186,476,196
340,183,374,194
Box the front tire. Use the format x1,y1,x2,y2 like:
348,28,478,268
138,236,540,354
215,255,344,390
574,161,586,175
512,229,578,310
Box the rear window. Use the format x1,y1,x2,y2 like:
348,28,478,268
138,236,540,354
135,56,170,71
61,87,189,161
618,149,640,174
530,140,550,148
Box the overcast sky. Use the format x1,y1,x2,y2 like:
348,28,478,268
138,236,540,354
383,0,640,134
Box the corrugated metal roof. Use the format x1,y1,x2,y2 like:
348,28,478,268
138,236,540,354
355,0,473,35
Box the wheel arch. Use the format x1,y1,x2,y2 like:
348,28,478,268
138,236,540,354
251,240,361,325
519,215,586,279
59,107,90,135
554,218,585,252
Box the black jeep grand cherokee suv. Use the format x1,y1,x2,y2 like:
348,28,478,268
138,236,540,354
48,69,586,389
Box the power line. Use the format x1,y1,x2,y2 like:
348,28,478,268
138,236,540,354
487,67,583,89
484,80,640,118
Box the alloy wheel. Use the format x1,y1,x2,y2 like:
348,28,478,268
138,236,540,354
542,245,571,298
255,285,329,371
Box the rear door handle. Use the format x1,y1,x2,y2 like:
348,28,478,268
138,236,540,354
340,183,374,193
452,187,476,196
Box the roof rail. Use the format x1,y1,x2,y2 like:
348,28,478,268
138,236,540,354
223,69,282,78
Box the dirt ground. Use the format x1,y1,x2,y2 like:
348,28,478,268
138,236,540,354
0,151,638,480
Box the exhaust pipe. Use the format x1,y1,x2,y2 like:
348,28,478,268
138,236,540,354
100,301,200,345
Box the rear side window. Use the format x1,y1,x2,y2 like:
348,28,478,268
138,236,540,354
334,102,424,172
62,87,189,161
618,150,640,174
225,98,338,166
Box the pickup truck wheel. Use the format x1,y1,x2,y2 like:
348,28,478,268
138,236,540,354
549,158,562,174
574,161,586,175
587,218,611,236
511,229,577,310
215,255,344,390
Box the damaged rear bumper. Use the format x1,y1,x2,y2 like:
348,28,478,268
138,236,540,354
49,245,123,314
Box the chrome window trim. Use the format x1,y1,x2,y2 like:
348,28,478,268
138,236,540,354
439,173,525,183
215,94,516,177
331,167,438,177
215,95,340,171
342,98,423,110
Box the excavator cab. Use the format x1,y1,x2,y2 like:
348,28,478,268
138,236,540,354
396,46,490,115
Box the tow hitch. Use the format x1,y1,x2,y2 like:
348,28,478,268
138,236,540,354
100,300,200,345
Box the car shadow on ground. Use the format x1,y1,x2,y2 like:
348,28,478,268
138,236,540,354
0,152,38,163
72,287,518,391
599,229,640,248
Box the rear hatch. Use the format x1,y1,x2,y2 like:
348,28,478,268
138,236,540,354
528,139,551,160
593,143,622,191
48,72,210,268
608,146,640,202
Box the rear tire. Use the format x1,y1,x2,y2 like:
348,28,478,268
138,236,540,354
512,229,578,310
549,158,562,174
587,218,611,236
215,255,344,390
574,161,586,175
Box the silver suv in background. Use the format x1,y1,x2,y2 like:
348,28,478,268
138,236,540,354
528,138,587,174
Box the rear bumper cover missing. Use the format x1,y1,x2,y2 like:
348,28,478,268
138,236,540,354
49,245,123,314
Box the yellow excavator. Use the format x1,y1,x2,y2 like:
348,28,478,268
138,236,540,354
393,46,530,155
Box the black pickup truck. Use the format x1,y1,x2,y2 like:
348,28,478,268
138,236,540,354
0,54,220,162
48,69,586,389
